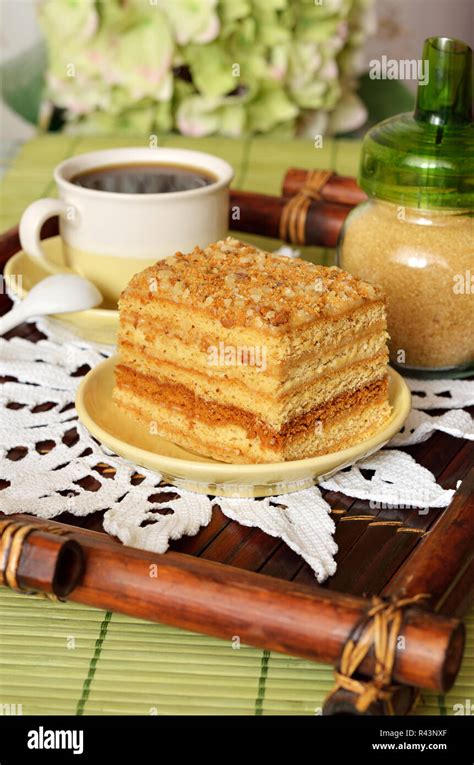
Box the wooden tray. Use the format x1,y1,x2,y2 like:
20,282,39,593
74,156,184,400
1,223,473,716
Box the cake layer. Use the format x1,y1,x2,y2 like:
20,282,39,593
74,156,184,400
117,342,388,428
118,314,388,388
113,376,390,463
285,399,391,461
114,363,388,446
118,299,387,365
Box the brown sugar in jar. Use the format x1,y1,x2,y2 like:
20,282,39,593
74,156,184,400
339,202,473,372
337,37,474,375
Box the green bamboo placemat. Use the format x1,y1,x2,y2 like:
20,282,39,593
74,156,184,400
0,589,472,716
0,134,472,716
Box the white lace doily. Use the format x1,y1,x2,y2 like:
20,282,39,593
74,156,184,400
0,313,472,583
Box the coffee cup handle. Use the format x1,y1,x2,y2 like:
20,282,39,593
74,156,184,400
19,198,73,274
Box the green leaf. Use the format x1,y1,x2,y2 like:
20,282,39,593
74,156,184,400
358,73,415,127
0,42,47,125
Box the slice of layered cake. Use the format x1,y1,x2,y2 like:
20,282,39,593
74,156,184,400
113,237,391,463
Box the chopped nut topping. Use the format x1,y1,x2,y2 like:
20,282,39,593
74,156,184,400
124,237,384,329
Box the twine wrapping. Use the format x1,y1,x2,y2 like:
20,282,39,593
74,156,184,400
328,593,430,714
279,170,334,244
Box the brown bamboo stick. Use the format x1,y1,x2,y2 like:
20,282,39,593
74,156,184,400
1,513,464,694
384,467,474,612
323,685,419,716
0,519,84,597
323,471,473,715
282,168,367,207
229,189,350,247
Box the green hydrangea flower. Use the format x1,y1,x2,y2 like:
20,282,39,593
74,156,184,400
155,0,220,45
39,0,375,137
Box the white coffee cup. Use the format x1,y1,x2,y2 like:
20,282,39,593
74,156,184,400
19,147,234,305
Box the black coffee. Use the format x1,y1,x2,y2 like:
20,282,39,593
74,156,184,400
70,163,216,194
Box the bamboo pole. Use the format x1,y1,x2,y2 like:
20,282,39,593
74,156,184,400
229,189,349,247
1,514,464,695
0,519,84,597
322,470,473,714
282,168,367,207
384,468,474,612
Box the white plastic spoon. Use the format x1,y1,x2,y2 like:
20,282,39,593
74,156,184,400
0,274,103,335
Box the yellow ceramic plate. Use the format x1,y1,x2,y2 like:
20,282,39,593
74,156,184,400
76,356,411,498
4,238,119,345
